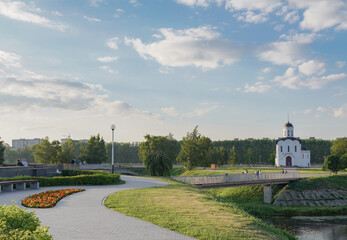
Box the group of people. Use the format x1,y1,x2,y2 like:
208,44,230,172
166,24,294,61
254,170,262,176
17,159,28,167
281,170,288,174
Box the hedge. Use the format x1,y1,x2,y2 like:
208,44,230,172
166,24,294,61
0,173,123,187
61,169,108,176
0,204,52,240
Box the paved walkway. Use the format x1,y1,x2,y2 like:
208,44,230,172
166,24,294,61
0,176,196,240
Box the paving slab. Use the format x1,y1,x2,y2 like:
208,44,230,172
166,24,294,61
0,176,196,240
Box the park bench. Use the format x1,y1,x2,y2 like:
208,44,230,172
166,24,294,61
0,180,40,192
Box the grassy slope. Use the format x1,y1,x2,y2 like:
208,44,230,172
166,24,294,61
105,181,295,240
209,174,347,217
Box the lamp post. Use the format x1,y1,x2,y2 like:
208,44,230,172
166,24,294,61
111,124,115,174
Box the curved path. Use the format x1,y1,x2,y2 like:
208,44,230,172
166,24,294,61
0,176,195,240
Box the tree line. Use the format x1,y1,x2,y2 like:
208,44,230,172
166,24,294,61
0,130,335,167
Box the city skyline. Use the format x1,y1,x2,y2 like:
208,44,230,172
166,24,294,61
0,0,346,145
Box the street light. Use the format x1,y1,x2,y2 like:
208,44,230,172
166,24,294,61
111,124,115,174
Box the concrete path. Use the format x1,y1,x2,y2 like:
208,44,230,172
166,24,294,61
0,176,196,240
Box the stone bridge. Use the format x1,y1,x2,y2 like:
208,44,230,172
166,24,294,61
171,173,300,203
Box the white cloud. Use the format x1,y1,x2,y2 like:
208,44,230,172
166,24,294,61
129,0,141,7
288,0,347,32
175,0,213,7
90,0,104,7
244,81,272,93
161,107,179,117
262,67,271,73
273,67,346,89
0,50,22,68
225,0,282,23
106,37,119,50
336,61,346,69
83,16,101,22
100,65,118,74
97,56,118,62
298,60,326,76
317,106,329,112
333,104,347,118
0,1,67,31
52,11,63,17
124,26,242,70
274,24,284,31
258,33,316,66
183,105,218,118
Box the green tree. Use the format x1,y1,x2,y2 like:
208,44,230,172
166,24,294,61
245,148,254,165
340,153,347,170
144,152,172,176
81,134,107,164
0,140,5,165
4,147,19,164
138,134,179,164
269,151,276,166
331,137,347,157
322,155,343,174
33,138,62,164
177,126,213,170
60,139,76,163
229,146,237,166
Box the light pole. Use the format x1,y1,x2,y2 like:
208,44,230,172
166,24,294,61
111,124,115,174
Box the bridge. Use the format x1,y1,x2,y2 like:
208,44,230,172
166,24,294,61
171,173,301,204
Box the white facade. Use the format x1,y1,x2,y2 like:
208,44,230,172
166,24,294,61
12,138,43,150
275,122,311,167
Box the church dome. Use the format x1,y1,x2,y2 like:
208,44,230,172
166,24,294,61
284,122,293,128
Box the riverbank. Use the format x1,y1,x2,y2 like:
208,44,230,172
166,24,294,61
209,173,347,217
105,179,295,240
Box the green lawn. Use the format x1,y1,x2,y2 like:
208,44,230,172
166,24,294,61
105,180,295,240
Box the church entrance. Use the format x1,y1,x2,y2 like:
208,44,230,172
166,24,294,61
286,156,292,166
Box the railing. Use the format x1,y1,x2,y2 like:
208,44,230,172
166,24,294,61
171,173,300,185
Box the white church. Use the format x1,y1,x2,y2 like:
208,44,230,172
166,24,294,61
275,122,311,167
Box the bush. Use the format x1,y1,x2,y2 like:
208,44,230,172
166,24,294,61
61,169,107,176
144,152,172,176
0,204,52,240
0,173,123,187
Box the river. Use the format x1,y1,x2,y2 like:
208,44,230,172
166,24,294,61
262,216,347,240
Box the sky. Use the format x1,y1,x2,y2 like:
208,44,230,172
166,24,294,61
0,0,346,145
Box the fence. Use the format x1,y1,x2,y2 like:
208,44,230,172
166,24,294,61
171,173,300,185
0,165,59,178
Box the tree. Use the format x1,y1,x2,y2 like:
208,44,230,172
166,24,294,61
229,146,237,166
144,152,172,176
331,137,347,157
245,148,254,165
177,126,213,170
0,140,5,165
269,151,276,166
81,134,107,164
33,138,62,164
60,139,76,163
138,134,179,164
322,155,343,174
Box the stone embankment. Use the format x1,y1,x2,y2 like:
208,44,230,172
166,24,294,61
273,189,347,207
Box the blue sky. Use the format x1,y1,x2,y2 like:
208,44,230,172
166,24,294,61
0,0,346,145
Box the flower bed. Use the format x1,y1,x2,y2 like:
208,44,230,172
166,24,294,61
22,188,85,208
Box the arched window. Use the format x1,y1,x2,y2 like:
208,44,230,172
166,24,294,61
281,146,283,152
295,146,297,152
291,130,293,136
288,146,290,152
287,130,289,136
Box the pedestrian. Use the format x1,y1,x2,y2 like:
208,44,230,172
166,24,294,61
22,159,28,167
259,170,262,175
17,159,23,166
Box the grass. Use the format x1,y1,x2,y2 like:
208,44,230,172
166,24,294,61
287,173,347,190
105,180,295,240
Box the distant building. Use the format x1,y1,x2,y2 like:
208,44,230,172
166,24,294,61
12,138,43,150
61,138,88,144
275,122,311,167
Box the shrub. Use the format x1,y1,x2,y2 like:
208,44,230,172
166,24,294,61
0,173,123,187
61,169,107,176
0,204,52,240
